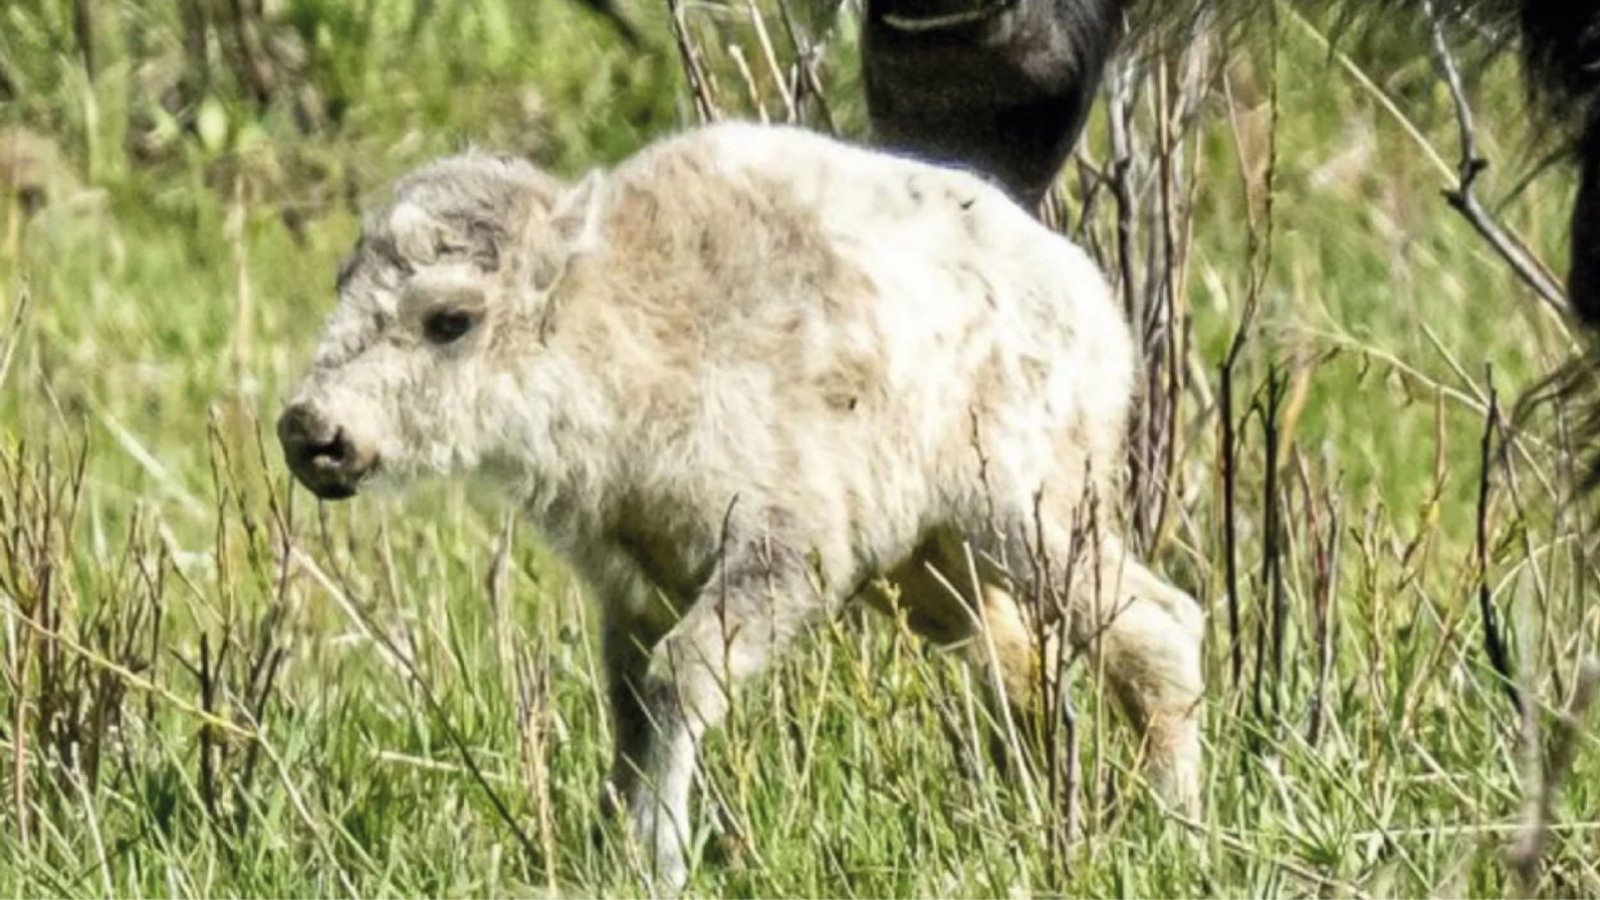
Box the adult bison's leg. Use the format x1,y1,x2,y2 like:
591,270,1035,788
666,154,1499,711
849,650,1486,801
862,0,1128,206
1517,0,1600,322
1567,120,1600,325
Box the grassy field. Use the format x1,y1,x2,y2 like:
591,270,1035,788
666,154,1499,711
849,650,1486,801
3,0,1599,896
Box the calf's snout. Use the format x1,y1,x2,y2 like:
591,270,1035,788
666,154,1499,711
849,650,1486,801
277,402,377,500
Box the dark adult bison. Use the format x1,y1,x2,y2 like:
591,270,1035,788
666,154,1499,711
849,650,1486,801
856,0,1600,327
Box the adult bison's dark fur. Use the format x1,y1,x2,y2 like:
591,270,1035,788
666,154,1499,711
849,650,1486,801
860,0,1600,327
862,0,1127,206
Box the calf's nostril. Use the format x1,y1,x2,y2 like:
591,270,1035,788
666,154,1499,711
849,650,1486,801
278,404,342,467
308,429,351,469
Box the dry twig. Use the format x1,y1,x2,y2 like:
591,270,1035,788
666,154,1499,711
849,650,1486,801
1422,0,1568,317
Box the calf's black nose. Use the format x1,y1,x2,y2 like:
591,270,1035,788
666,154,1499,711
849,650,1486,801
277,402,374,500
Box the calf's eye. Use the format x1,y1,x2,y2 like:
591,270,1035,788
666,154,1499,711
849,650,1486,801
422,309,480,345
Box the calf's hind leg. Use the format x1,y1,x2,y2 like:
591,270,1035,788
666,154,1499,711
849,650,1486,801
880,532,1205,815
1073,545,1205,815
871,546,1050,767
993,543,1204,815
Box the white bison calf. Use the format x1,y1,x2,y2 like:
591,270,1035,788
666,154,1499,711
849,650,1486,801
279,122,1204,885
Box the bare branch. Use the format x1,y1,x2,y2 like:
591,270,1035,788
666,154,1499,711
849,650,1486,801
1474,370,1522,717
668,0,721,124
1423,0,1569,317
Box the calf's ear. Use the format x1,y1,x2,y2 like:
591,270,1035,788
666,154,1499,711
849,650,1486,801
550,170,607,258
531,170,608,294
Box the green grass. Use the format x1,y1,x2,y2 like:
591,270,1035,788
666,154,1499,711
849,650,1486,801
3,1,1599,896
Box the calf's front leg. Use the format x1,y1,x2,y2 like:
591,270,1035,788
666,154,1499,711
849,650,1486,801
599,606,668,821
612,537,824,889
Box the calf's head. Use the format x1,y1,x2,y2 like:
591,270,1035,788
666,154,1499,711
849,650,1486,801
278,152,605,499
